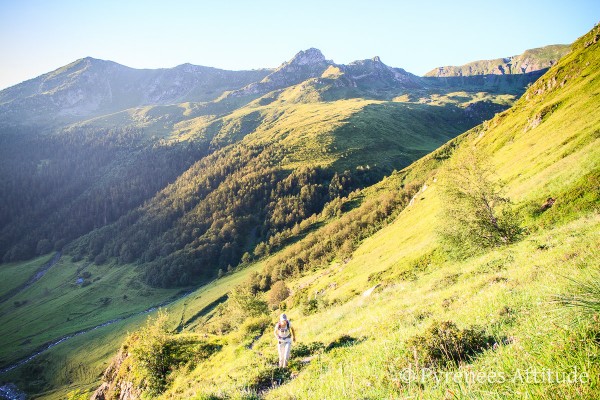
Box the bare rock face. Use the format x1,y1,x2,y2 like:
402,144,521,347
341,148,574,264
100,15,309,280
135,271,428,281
91,348,142,400
288,48,327,66
229,48,332,97
424,44,570,77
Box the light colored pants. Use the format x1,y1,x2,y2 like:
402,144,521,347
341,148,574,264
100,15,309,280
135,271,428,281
277,337,292,367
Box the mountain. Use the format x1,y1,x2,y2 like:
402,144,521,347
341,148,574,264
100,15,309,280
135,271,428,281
88,24,599,400
0,58,270,129
424,44,570,77
228,48,332,98
0,24,598,399
0,43,562,274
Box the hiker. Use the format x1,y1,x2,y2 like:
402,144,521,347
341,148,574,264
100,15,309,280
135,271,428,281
274,313,295,368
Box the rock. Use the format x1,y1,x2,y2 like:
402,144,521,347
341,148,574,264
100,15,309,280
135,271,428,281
540,197,556,211
362,283,381,297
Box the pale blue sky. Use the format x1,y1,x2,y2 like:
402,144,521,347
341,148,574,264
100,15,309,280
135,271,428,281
0,0,598,89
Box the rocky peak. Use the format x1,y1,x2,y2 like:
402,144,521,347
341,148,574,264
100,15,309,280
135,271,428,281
288,48,327,66
340,56,420,88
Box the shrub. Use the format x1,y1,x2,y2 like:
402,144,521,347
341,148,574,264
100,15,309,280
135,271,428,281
268,280,290,309
325,335,360,352
302,298,319,315
406,320,494,367
440,150,522,256
130,311,172,395
247,366,292,392
290,341,325,358
239,316,271,339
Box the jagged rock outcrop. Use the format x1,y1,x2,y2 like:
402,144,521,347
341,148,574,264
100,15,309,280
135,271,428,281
424,44,570,77
334,55,421,88
228,48,332,97
91,348,141,400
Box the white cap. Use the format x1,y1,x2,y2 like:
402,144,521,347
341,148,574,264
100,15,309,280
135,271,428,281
280,313,288,321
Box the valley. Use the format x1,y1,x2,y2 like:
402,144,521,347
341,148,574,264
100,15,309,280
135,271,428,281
0,23,597,400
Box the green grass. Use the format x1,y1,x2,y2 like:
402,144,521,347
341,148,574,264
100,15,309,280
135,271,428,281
0,253,54,298
0,256,181,368
2,24,599,400
120,26,599,400
0,257,266,399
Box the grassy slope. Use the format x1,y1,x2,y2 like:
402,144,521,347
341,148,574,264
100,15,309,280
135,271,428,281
152,25,600,399
0,254,53,299
2,262,266,399
2,28,598,400
0,256,181,369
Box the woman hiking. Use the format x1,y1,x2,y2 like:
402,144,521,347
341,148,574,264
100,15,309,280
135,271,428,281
274,313,296,368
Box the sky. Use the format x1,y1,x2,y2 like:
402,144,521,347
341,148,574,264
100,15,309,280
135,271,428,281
0,0,598,89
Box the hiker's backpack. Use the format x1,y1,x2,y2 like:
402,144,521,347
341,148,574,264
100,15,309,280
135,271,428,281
277,320,291,337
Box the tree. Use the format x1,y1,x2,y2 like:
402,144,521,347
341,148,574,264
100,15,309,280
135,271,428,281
268,280,291,309
36,239,53,255
228,285,269,319
131,310,171,395
440,149,521,256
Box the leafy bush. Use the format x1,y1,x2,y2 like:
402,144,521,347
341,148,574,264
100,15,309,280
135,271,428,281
247,366,292,393
238,316,271,342
130,311,172,395
325,335,361,352
228,286,269,319
406,320,494,367
302,298,320,315
268,280,290,309
127,311,222,395
440,150,522,256
290,341,325,358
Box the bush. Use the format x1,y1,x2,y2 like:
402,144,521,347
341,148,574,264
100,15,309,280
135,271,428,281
239,316,271,339
406,320,494,367
440,150,522,256
302,298,319,315
268,280,290,309
130,311,172,395
247,366,292,392
228,286,269,319
290,341,325,358
325,335,360,352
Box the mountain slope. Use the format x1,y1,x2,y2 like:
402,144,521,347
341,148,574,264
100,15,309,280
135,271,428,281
0,25,595,400
0,58,270,128
86,24,600,400
68,98,481,288
0,45,543,268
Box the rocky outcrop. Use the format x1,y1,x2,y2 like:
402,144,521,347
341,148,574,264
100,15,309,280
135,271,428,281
91,348,141,400
336,56,421,88
228,48,332,97
424,44,570,77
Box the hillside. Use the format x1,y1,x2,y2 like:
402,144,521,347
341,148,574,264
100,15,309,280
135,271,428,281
0,44,548,276
0,58,270,129
0,24,596,400
88,24,598,399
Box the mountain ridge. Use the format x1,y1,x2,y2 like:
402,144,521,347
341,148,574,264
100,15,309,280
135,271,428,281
424,44,570,77
0,45,568,130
